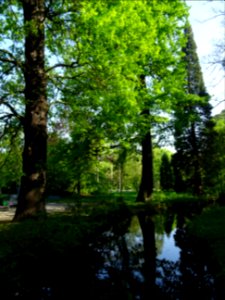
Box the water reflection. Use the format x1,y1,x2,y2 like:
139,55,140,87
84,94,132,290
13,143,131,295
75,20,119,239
7,204,216,299
157,228,180,262
93,205,216,299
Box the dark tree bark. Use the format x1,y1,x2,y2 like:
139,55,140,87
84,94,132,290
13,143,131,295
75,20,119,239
190,123,202,195
137,118,154,202
136,74,154,202
14,0,48,220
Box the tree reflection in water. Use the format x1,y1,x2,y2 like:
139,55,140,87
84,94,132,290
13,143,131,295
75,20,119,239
1,204,217,299
92,205,216,299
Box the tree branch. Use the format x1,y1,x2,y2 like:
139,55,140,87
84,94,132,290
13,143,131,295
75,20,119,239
0,49,24,71
0,96,24,123
0,113,16,121
48,72,85,81
45,2,80,21
46,61,81,72
213,99,225,109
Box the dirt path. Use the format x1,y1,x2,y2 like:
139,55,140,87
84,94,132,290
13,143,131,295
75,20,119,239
0,203,67,222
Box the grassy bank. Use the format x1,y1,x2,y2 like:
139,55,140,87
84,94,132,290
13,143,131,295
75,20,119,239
188,205,225,289
0,201,131,299
0,192,222,298
49,190,209,207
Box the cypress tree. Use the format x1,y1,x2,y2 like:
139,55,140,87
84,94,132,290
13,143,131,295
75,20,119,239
160,153,173,191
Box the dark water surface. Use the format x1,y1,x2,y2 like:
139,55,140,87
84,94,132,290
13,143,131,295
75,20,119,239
89,205,217,300
5,203,220,300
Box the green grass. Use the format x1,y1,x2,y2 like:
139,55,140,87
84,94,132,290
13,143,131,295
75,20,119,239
50,191,212,216
152,191,206,203
46,189,214,204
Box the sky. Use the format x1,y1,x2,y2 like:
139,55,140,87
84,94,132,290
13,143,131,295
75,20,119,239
186,0,225,116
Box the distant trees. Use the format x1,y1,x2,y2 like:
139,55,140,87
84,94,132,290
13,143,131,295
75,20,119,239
0,137,22,194
160,153,173,191
47,132,142,195
202,110,225,196
5,0,224,218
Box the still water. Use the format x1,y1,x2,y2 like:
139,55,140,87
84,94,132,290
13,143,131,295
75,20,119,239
5,204,218,299
91,207,217,299
157,228,180,262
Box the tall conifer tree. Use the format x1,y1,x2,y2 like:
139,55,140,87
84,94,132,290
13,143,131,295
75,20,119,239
172,24,212,195
160,153,173,191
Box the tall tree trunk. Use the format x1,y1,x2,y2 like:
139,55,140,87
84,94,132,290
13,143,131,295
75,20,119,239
137,74,154,202
14,0,48,221
137,122,154,202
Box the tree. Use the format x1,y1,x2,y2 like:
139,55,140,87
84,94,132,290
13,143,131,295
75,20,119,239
14,0,48,220
53,0,188,202
0,0,188,219
136,76,154,202
212,111,225,195
172,24,212,195
200,118,220,195
0,0,48,220
153,147,166,191
200,110,225,196
0,0,86,219
160,153,173,191
136,1,188,202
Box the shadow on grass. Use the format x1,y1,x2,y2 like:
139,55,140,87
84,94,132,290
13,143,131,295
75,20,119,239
0,201,131,299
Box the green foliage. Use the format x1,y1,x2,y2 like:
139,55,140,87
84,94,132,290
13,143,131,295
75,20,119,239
160,153,174,191
47,135,73,195
201,110,225,196
1,1,189,209
151,190,199,204
47,132,105,196
0,138,22,193
47,132,142,195
172,24,212,195
152,147,174,191
122,153,141,192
